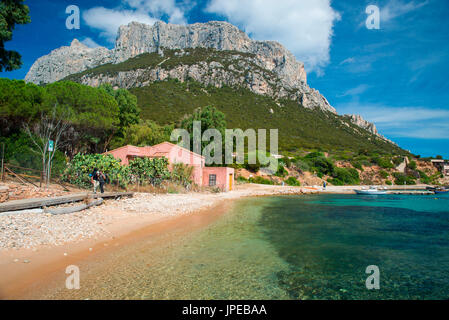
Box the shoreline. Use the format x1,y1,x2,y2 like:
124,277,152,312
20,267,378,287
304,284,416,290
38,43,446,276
0,183,433,299
0,184,311,299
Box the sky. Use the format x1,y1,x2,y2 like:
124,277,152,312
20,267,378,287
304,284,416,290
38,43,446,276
1,0,448,158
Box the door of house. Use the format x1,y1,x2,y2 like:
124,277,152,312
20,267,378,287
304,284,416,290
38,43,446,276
229,174,233,191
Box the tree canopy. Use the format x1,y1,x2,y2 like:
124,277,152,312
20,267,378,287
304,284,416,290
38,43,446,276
0,0,31,72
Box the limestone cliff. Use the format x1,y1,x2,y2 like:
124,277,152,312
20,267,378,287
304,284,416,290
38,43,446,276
25,20,393,143
25,21,334,113
345,114,397,145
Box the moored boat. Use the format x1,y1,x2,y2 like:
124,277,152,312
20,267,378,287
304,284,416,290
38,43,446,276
355,187,388,195
434,187,449,194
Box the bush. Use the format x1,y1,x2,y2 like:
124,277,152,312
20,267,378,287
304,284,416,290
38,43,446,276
373,156,394,169
295,159,310,173
379,170,389,179
392,156,404,166
285,177,301,186
393,172,416,185
304,152,335,176
281,157,292,168
62,153,130,189
129,157,170,186
171,163,194,187
408,160,417,170
328,167,360,186
248,176,274,185
351,161,363,171
275,165,288,178
0,131,67,176
386,180,393,185
236,176,248,183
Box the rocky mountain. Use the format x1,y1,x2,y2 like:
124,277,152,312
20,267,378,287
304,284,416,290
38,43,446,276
25,20,392,146
26,21,333,113
25,39,112,85
346,114,379,136
345,114,397,145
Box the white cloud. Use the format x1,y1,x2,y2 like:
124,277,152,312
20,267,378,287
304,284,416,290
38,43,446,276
339,57,355,65
381,0,429,22
337,103,449,139
205,0,340,74
337,84,370,97
80,37,102,48
83,0,189,42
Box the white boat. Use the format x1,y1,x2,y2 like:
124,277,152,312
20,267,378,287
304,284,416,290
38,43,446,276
355,187,388,195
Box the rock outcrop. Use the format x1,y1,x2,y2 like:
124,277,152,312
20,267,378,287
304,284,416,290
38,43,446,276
25,21,335,113
25,39,112,85
346,114,397,145
347,114,379,136
25,20,394,142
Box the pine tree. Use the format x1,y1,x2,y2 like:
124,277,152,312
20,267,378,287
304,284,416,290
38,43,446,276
0,0,31,72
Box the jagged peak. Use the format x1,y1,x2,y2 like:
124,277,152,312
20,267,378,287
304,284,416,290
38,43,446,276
70,39,83,47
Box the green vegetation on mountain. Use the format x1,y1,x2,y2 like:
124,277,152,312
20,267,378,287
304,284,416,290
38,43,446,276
64,48,265,81
129,79,404,155
62,47,407,156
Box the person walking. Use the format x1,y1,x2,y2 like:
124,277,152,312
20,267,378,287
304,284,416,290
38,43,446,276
91,168,106,194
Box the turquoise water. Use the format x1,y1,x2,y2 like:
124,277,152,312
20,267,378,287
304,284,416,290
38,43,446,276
260,193,449,299
49,193,449,300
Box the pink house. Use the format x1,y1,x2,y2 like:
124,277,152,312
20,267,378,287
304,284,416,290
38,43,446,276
105,142,235,191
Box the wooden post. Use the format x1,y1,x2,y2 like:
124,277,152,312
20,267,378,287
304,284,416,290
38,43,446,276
1,143,5,182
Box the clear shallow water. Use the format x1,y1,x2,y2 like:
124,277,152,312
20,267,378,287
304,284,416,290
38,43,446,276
49,194,449,300
260,193,449,299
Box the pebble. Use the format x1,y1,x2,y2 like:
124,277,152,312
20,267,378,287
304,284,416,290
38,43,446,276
23,259,30,263
0,185,312,251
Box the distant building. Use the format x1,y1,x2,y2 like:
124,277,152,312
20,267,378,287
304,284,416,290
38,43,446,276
431,159,449,176
105,142,235,191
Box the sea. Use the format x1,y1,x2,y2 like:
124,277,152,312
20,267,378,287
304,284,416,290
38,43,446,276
46,193,449,300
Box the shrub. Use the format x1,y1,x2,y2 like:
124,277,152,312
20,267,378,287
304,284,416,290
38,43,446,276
236,176,248,183
295,159,310,173
62,153,130,189
352,161,363,171
373,156,394,169
285,177,301,186
248,176,274,185
171,163,194,187
129,157,170,186
303,153,335,176
328,167,360,186
392,156,404,166
379,170,389,179
275,165,288,178
281,157,292,168
393,172,416,185
385,180,393,185
408,160,417,170
0,131,67,176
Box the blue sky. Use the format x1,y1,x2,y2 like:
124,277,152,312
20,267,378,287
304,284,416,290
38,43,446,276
1,0,448,158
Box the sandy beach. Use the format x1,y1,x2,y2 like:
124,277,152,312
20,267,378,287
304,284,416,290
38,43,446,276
0,183,432,299
0,183,324,299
